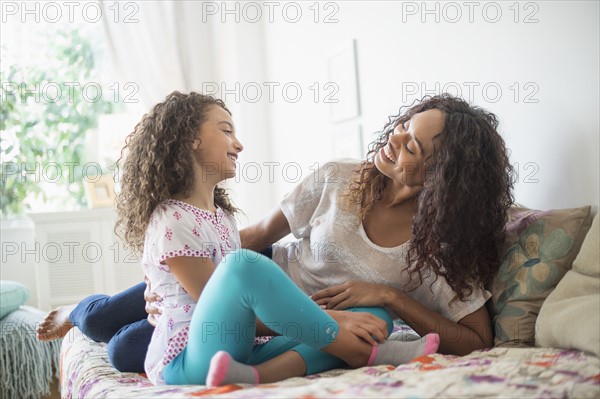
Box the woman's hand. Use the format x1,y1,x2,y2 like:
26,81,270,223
144,276,162,327
312,281,390,310
326,309,389,346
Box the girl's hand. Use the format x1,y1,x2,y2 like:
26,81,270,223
144,276,162,327
326,309,389,346
312,281,389,310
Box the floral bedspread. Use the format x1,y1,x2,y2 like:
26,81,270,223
60,328,599,398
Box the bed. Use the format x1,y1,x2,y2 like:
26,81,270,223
60,327,599,398
59,206,600,398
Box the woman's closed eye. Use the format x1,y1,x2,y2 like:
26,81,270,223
396,126,416,155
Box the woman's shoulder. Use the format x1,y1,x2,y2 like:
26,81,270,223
320,158,363,183
326,158,362,170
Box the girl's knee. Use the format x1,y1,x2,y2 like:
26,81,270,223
220,249,275,279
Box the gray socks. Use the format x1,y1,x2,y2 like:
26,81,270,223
367,333,440,366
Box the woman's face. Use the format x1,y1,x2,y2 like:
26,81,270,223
374,108,445,189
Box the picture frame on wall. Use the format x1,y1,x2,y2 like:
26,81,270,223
327,39,361,123
84,175,116,208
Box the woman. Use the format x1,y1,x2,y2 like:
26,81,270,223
37,93,513,376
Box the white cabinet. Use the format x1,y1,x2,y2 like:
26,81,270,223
29,208,143,310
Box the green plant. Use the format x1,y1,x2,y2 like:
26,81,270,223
1,28,115,217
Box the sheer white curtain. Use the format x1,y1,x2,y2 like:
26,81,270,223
100,1,217,107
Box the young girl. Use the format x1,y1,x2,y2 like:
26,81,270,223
115,91,439,386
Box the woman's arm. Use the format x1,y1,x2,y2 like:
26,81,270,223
312,281,493,356
240,207,291,251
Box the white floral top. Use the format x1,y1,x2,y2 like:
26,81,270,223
142,199,240,385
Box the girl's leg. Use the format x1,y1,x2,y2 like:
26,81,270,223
289,307,437,375
163,249,341,385
243,308,389,380
210,307,438,386
243,337,311,383
211,349,307,385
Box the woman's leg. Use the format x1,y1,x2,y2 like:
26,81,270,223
37,283,153,372
37,282,149,343
68,282,149,342
107,319,155,372
163,249,341,385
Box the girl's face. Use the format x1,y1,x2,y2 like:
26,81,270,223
374,108,444,189
192,105,243,182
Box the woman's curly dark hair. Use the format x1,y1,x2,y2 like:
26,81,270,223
346,94,515,301
115,91,239,254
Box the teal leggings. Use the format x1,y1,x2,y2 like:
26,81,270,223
162,249,392,384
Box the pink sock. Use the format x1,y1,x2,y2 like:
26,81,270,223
367,345,379,366
424,333,440,355
206,351,259,387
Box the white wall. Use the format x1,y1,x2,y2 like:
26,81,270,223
207,19,276,228
259,0,599,212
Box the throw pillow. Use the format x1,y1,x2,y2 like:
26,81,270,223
0,280,31,319
536,214,599,356
490,205,592,347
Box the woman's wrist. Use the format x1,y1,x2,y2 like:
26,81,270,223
382,286,403,309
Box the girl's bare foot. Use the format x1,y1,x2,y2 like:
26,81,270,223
36,304,76,341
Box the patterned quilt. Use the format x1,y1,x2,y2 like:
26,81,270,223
60,328,600,398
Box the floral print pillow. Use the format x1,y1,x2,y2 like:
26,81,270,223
490,205,592,347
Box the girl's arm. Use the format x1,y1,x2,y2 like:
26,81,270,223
240,207,291,251
166,207,290,297
165,257,216,301
312,281,493,356
163,207,290,337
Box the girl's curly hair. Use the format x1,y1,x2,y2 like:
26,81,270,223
346,94,515,301
115,91,239,254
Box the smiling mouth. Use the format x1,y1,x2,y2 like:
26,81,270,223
382,146,396,164
227,153,238,162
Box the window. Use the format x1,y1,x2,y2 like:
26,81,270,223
1,11,125,217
